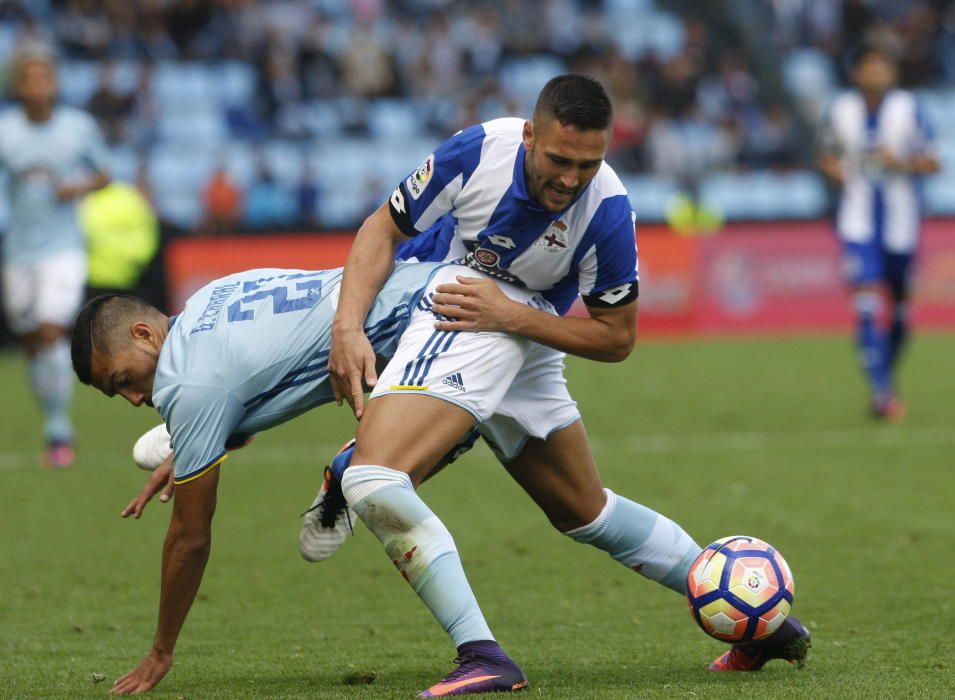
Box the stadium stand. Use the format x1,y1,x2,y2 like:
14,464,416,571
0,0,950,231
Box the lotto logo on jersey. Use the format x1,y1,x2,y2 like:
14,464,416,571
535,220,569,253
406,153,435,200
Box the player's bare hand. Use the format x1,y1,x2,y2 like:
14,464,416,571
875,147,907,172
329,324,377,418
121,457,174,519
432,275,521,333
55,182,80,201
110,650,172,694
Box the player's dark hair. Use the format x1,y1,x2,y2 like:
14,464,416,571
71,294,160,385
849,41,899,69
534,74,613,131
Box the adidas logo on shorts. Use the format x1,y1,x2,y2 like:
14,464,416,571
441,372,466,392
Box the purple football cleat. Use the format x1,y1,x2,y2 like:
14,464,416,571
709,616,811,671
418,641,528,697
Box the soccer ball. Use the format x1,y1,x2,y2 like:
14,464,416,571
685,535,794,643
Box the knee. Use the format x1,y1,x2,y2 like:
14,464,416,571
546,490,607,534
36,324,66,347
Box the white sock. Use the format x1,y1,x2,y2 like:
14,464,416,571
565,489,701,594
342,465,495,645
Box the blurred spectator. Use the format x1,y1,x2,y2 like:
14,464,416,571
0,0,946,230
85,60,133,144
340,20,395,97
243,162,295,229
80,179,159,298
201,166,243,235
296,161,319,230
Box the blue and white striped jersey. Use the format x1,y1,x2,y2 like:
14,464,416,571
822,89,936,253
0,105,110,263
391,118,638,315
152,262,443,483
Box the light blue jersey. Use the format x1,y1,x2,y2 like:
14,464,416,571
0,105,110,263
154,262,444,483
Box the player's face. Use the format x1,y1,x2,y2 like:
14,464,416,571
17,61,57,109
90,325,163,407
853,53,896,97
523,117,609,213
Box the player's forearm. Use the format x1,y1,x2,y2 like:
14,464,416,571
335,206,400,330
64,171,110,199
905,154,940,175
504,304,636,363
151,524,211,655
817,153,843,184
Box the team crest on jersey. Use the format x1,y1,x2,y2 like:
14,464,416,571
406,153,435,200
473,248,500,266
535,220,569,253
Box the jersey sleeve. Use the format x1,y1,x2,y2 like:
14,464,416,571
158,382,246,484
578,198,639,308
388,124,485,236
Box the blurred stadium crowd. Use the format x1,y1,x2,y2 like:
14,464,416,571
0,0,952,232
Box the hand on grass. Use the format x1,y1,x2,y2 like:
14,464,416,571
110,650,172,694
121,457,174,519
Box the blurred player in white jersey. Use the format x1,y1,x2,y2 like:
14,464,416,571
819,45,939,419
0,44,110,466
328,75,809,694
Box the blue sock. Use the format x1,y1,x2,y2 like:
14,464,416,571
565,489,702,594
28,340,74,443
341,465,495,646
886,303,909,372
854,292,890,397
330,443,354,480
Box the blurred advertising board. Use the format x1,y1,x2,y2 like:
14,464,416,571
166,233,354,311
167,222,955,334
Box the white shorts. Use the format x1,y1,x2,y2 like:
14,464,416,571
2,250,87,334
370,265,580,462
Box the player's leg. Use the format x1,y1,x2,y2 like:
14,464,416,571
884,252,914,373
500,420,701,594
488,346,809,671
299,428,479,562
344,395,526,696
28,323,76,466
2,254,81,467
482,343,701,592
339,269,530,695
843,242,892,414
34,252,87,465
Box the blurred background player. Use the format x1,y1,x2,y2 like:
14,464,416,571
818,43,939,420
0,43,110,466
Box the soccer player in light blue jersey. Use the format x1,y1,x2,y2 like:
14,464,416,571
70,262,460,694
819,44,939,420
327,75,809,693
0,44,110,467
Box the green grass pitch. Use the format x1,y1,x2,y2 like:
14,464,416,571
1,333,953,698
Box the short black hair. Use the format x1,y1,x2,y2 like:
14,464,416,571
71,294,160,385
534,74,613,131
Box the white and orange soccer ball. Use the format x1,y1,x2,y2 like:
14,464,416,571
686,535,795,643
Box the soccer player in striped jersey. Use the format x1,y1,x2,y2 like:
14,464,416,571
0,44,110,467
327,74,808,694
819,44,939,420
